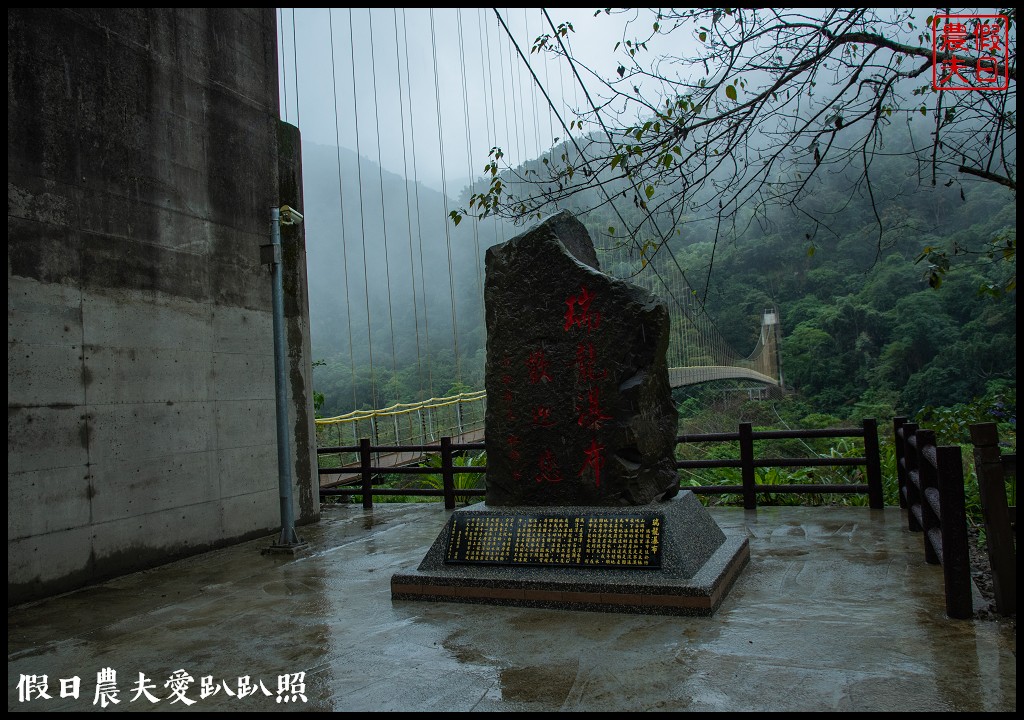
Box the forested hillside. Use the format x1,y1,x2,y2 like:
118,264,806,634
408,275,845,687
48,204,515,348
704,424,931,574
666,192,1015,422
553,138,1017,424
303,138,1015,425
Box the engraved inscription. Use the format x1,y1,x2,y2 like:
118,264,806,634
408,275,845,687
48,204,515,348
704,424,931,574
445,513,663,569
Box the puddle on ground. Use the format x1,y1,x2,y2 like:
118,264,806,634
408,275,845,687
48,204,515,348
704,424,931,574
442,632,489,665
363,516,389,530
500,662,579,704
770,548,810,557
261,579,321,596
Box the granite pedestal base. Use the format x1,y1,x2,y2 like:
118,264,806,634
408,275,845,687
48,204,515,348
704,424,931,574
391,491,749,616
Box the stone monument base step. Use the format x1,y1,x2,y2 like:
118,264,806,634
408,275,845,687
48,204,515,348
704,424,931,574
391,491,749,616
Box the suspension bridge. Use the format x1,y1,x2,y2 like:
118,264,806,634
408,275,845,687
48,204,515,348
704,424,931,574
314,304,782,487
276,9,784,486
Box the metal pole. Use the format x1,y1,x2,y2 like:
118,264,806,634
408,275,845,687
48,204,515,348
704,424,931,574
265,206,305,551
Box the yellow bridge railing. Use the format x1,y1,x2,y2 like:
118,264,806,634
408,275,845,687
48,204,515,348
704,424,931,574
315,391,487,458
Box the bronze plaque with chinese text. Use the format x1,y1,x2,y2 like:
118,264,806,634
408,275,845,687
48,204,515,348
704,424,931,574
444,512,663,569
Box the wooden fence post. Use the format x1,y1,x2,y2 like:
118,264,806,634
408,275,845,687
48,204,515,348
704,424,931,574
902,422,921,531
893,417,908,509
917,429,941,565
360,437,373,510
863,418,883,509
441,436,456,510
936,444,973,619
739,422,756,510
969,422,1016,615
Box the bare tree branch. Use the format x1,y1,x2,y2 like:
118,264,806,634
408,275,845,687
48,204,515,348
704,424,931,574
457,7,1016,293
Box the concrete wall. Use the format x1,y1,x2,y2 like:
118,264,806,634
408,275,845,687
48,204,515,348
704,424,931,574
8,7,319,605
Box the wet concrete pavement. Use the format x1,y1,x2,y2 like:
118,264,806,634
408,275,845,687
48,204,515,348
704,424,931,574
8,503,1017,712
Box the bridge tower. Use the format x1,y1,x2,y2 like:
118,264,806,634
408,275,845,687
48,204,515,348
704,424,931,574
761,307,784,392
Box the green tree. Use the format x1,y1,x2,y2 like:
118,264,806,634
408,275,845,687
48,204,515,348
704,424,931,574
462,8,1016,295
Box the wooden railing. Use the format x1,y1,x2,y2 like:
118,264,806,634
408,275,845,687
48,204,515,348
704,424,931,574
969,422,1017,616
893,417,973,619
676,419,883,510
320,438,486,510
318,419,884,511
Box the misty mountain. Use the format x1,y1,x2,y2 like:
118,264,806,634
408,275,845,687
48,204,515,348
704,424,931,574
300,141,514,411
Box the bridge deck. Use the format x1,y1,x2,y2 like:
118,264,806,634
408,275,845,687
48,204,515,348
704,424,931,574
669,365,779,387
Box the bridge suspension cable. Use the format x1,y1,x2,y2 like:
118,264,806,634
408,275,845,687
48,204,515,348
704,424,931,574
283,9,782,436
503,9,780,389
479,8,507,245
348,8,378,409
399,8,435,398
367,9,400,379
457,8,485,320
429,7,463,389
393,8,425,400
279,9,288,124
327,9,358,408
291,9,300,127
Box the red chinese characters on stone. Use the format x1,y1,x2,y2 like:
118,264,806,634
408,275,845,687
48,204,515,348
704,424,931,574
535,449,563,484
574,342,607,383
580,438,606,488
525,349,552,384
503,391,516,422
500,370,516,421
576,386,612,430
562,285,612,489
507,434,522,462
563,286,601,333
532,405,556,427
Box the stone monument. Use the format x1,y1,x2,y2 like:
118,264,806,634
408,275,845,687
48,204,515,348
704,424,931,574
391,211,748,615
483,210,679,507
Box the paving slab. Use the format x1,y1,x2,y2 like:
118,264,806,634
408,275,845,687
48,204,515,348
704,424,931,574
7,504,1017,712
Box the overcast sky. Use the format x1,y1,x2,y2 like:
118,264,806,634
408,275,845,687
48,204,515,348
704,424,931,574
275,7,669,193
276,8,1010,198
